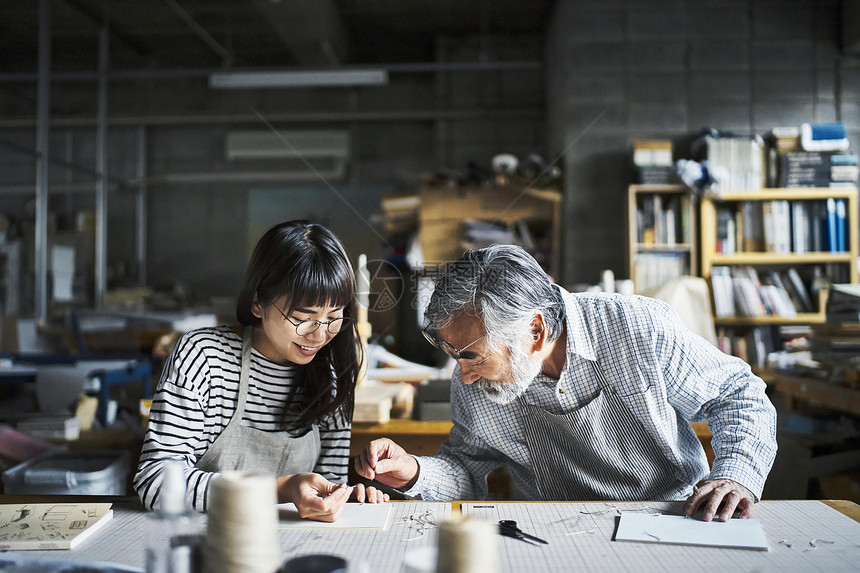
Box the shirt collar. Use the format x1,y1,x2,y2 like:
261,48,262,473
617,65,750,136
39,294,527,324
554,285,598,363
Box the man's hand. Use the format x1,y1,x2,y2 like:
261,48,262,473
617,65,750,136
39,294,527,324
354,438,419,490
683,479,756,522
352,483,390,504
276,473,353,522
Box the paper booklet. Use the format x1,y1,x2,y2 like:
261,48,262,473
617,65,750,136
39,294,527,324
278,502,392,529
615,512,769,551
0,503,113,550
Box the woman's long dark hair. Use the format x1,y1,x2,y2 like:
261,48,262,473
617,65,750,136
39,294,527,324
236,220,361,429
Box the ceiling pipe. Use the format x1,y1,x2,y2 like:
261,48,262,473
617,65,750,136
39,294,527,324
0,137,123,182
0,107,543,130
34,0,50,323
94,24,109,309
0,60,540,83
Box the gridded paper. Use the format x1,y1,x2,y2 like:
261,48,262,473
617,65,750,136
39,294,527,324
460,500,860,572
277,502,393,529
614,512,769,550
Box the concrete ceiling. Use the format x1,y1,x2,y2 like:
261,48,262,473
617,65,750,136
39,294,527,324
0,0,554,74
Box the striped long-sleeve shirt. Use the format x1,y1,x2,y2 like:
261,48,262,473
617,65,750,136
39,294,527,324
134,325,351,512
408,290,777,501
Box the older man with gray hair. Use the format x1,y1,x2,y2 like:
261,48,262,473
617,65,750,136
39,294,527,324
355,245,777,522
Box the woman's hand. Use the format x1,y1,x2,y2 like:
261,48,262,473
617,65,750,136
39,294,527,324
276,472,353,522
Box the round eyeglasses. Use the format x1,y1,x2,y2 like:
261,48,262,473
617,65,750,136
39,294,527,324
272,304,350,336
422,325,486,360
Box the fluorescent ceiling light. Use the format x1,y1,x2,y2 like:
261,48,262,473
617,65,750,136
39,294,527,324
209,69,388,89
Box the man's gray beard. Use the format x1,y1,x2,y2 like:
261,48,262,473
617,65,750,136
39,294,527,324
474,343,543,405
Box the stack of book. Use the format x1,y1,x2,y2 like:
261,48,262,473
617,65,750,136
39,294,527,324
705,135,765,191
809,323,860,371
633,140,675,184
768,126,803,153
779,151,859,188
379,193,419,236
807,284,860,377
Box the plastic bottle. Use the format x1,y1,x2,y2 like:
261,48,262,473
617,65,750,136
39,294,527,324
145,461,203,573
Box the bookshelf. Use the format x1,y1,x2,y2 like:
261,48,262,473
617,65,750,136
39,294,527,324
699,187,859,362
627,184,698,294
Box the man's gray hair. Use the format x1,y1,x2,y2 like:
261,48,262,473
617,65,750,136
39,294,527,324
424,244,565,353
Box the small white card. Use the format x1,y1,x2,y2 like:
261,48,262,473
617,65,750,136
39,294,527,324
277,502,393,530
615,512,769,551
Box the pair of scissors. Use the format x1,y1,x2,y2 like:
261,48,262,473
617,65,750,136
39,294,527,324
498,520,549,545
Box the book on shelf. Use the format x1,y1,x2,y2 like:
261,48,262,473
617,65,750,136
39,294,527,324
715,199,845,255
761,271,798,318
731,267,769,317
716,208,736,254
778,151,859,187
710,266,735,318
711,266,816,318
741,202,765,251
653,194,665,245
790,201,810,254
836,198,846,252
762,200,791,254
716,325,780,368
635,192,687,246
0,503,113,550
782,267,815,313
680,194,692,244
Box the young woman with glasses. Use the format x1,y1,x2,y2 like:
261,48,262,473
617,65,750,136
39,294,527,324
135,220,387,522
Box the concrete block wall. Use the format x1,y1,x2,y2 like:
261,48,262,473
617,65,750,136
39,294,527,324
546,0,853,288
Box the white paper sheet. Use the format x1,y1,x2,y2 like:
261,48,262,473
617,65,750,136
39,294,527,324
614,512,769,551
277,502,393,529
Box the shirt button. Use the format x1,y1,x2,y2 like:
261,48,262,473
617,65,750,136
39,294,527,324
558,388,565,394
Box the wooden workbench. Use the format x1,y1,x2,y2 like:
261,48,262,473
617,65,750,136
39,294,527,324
350,419,716,466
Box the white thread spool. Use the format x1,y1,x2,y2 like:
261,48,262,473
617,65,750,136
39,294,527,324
616,279,635,297
204,472,281,573
435,517,498,573
601,269,615,294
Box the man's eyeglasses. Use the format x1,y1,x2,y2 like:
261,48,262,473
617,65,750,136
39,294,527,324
273,304,350,336
422,326,486,360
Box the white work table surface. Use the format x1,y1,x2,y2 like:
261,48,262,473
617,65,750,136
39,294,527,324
1,498,859,572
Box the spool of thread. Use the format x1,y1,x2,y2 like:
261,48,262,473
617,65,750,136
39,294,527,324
616,279,635,297
204,472,281,573
601,269,615,294
435,517,498,573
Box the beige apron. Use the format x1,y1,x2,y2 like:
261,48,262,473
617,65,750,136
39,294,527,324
196,327,321,476
519,361,695,501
